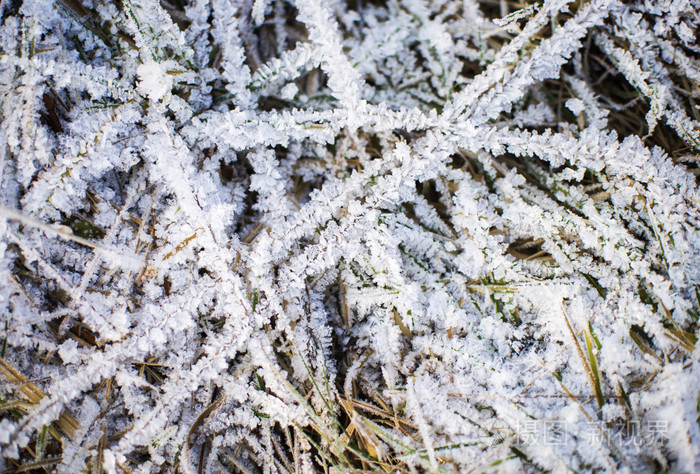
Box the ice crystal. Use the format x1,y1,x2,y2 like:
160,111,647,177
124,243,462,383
1,0,699,472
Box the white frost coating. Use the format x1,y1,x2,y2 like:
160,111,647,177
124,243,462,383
565,98,585,115
136,62,172,102
1,0,699,472
280,82,298,100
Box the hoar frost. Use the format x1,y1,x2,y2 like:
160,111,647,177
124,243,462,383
1,0,700,472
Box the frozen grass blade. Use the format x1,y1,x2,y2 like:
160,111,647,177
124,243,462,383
2,0,699,471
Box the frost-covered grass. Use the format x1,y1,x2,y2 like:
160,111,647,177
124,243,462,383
1,0,700,472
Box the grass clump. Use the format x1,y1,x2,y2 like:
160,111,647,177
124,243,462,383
1,0,700,472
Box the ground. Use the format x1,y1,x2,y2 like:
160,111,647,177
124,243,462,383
1,0,700,472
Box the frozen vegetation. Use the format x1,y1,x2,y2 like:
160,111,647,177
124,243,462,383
1,0,700,472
